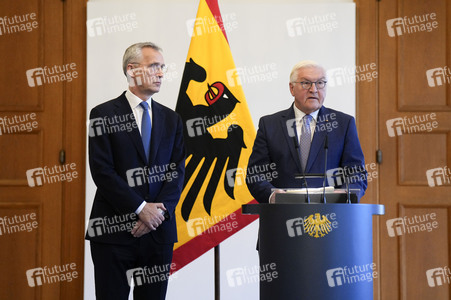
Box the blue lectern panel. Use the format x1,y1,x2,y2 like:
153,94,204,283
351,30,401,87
242,203,384,300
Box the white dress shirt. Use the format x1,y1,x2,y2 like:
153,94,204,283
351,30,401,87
125,89,153,215
269,105,320,203
125,89,153,134
293,104,319,142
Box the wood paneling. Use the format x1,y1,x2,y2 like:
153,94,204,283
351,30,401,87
397,0,448,110
0,0,86,299
0,1,41,110
400,206,449,300
357,0,451,299
398,132,448,185
355,0,380,298
0,131,42,185
0,204,41,299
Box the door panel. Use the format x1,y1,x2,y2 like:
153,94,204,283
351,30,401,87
378,0,451,299
0,0,83,299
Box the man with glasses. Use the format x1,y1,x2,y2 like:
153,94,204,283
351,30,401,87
246,60,367,203
86,42,185,299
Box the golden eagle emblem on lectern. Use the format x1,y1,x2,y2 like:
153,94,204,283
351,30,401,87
304,213,332,238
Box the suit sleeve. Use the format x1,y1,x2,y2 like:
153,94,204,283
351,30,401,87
340,117,367,199
153,115,185,220
246,118,276,203
89,107,144,214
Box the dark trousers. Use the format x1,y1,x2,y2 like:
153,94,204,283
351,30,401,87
90,237,174,300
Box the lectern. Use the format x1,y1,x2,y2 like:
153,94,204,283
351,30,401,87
242,193,384,300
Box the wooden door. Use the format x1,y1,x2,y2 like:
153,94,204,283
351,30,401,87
358,0,451,299
0,0,86,299
378,0,451,299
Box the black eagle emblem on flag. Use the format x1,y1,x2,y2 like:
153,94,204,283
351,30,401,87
175,58,247,221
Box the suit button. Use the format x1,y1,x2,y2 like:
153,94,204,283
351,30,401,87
144,195,150,200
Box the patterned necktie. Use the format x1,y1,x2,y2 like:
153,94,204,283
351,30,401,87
300,114,312,171
139,101,151,162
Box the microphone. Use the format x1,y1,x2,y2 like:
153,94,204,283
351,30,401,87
293,136,310,203
345,171,351,204
321,135,329,203
341,165,367,203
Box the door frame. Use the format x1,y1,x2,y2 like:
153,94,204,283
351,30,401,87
355,0,380,299
60,0,87,299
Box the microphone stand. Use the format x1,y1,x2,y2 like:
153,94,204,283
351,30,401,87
321,135,329,203
345,172,351,204
293,136,310,203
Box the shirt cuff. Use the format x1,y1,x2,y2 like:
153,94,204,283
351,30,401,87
269,191,275,203
135,201,146,214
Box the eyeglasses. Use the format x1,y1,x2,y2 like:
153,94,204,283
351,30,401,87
292,80,327,90
130,63,168,74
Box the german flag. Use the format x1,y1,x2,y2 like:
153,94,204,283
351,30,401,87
173,0,258,272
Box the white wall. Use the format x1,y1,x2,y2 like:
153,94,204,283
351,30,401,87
85,1,355,299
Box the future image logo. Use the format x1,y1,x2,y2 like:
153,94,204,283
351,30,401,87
26,263,78,287
386,13,438,37
186,13,238,37
386,213,438,237
426,266,451,287
26,163,78,187
286,113,338,139
426,166,451,187
326,263,377,287
186,213,238,237
126,163,178,187
226,263,278,287
86,213,137,237
286,13,338,37
226,163,278,188
226,63,278,87
26,63,78,87
326,63,377,87
0,13,38,35
87,13,138,37
426,66,451,87
326,163,377,187
126,263,176,287
0,113,38,135
386,113,438,137
0,213,38,236
88,113,137,137
186,113,238,138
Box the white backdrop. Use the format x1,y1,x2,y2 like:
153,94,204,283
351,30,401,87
85,1,355,299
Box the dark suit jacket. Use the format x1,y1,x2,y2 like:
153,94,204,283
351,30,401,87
246,104,366,203
85,92,185,245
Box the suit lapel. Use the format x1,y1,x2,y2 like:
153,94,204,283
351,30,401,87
280,105,303,173
305,106,328,172
113,93,148,164
149,100,166,165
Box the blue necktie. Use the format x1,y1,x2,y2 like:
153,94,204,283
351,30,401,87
300,114,312,171
139,101,151,162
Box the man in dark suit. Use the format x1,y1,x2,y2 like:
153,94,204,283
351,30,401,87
246,60,366,203
86,42,185,300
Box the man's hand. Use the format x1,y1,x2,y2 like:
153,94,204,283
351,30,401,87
131,220,151,238
269,189,286,203
137,202,166,230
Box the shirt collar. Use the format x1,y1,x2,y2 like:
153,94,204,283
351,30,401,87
293,103,320,122
125,89,152,110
